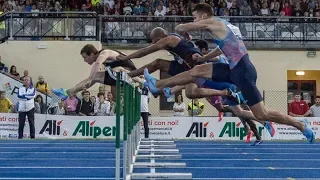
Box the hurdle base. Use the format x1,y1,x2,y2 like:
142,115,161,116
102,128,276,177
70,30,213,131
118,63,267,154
134,162,186,168
138,149,179,154
139,144,176,149
136,154,182,159
131,173,192,179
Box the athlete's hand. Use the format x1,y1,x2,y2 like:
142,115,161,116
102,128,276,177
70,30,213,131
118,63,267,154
116,55,127,61
192,53,205,62
183,32,192,41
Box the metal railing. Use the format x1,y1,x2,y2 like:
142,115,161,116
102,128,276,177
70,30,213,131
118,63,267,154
0,11,99,41
99,15,320,48
1,13,320,48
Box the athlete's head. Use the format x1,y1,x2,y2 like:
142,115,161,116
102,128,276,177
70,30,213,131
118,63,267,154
192,3,214,22
195,40,209,54
80,44,99,65
150,27,167,44
315,96,320,105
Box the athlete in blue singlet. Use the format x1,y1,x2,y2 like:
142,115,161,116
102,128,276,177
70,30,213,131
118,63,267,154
163,39,275,145
143,3,315,143
117,27,241,102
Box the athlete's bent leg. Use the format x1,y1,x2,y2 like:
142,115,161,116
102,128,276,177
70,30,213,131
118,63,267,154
149,64,212,89
184,83,228,99
129,59,171,77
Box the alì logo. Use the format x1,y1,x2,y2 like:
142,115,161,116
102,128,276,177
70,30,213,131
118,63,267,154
72,121,116,138
186,122,209,137
39,120,63,135
219,122,264,140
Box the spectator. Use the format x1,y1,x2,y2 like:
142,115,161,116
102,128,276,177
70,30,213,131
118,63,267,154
251,1,261,16
282,2,292,16
52,99,65,115
132,1,144,15
140,78,150,139
123,1,132,15
94,92,110,116
107,92,115,115
64,94,79,115
240,1,252,16
0,56,5,71
94,2,104,14
188,98,204,116
229,1,239,16
20,70,33,84
154,5,166,16
260,3,270,16
288,93,311,117
17,76,36,139
34,95,47,114
310,96,320,117
77,91,94,116
104,0,114,9
0,90,14,113
173,94,185,116
9,65,20,80
293,2,303,17
91,96,96,104
35,76,51,95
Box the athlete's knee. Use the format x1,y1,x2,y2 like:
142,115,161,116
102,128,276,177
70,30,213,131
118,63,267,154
153,58,164,66
190,65,203,77
254,110,268,121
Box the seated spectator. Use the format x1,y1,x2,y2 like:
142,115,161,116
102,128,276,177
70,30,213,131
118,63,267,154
107,91,115,115
64,95,79,115
188,98,204,116
0,56,5,71
35,76,51,95
77,91,94,116
91,96,96,104
9,65,20,80
34,95,47,114
240,1,252,16
123,1,132,15
310,96,320,117
94,92,110,116
0,90,14,113
154,4,165,16
289,93,311,117
20,70,33,84
173,94,185,116
132,1,144,15
54,99,65,115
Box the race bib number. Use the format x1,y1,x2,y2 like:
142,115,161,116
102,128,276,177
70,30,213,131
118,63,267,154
227,24,242,40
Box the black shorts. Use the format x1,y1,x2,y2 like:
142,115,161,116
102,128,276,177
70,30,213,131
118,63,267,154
230,54,262,106
211,63,232,82
104,67,117,86
168,60,189,76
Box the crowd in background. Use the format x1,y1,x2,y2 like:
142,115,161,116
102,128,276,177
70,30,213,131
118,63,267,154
1,0,320,17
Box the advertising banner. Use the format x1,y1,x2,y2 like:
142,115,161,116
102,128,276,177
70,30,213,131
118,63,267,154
0,113,318,141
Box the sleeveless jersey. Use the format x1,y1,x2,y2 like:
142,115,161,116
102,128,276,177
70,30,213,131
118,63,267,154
212,18,248,69
100,50,137,70
166,33,202,67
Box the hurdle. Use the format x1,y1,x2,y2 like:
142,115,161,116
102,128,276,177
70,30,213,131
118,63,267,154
116,71,192,180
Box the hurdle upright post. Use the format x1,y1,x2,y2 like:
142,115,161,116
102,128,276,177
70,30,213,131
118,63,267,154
115,72,121,180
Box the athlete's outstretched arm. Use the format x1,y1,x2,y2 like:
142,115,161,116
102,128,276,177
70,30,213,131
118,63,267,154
119,37,172,61
201,48,223,62
67,50,120,95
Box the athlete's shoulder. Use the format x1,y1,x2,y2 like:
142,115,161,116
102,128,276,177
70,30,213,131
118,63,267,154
100,49,126,56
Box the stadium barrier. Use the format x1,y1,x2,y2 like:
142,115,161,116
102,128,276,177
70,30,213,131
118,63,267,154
1,12,320,48
0,113,318,141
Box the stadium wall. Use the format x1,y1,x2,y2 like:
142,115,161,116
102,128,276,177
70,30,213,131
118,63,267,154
1,41,320,116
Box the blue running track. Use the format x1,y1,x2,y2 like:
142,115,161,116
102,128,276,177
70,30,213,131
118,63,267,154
0,140,319,180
